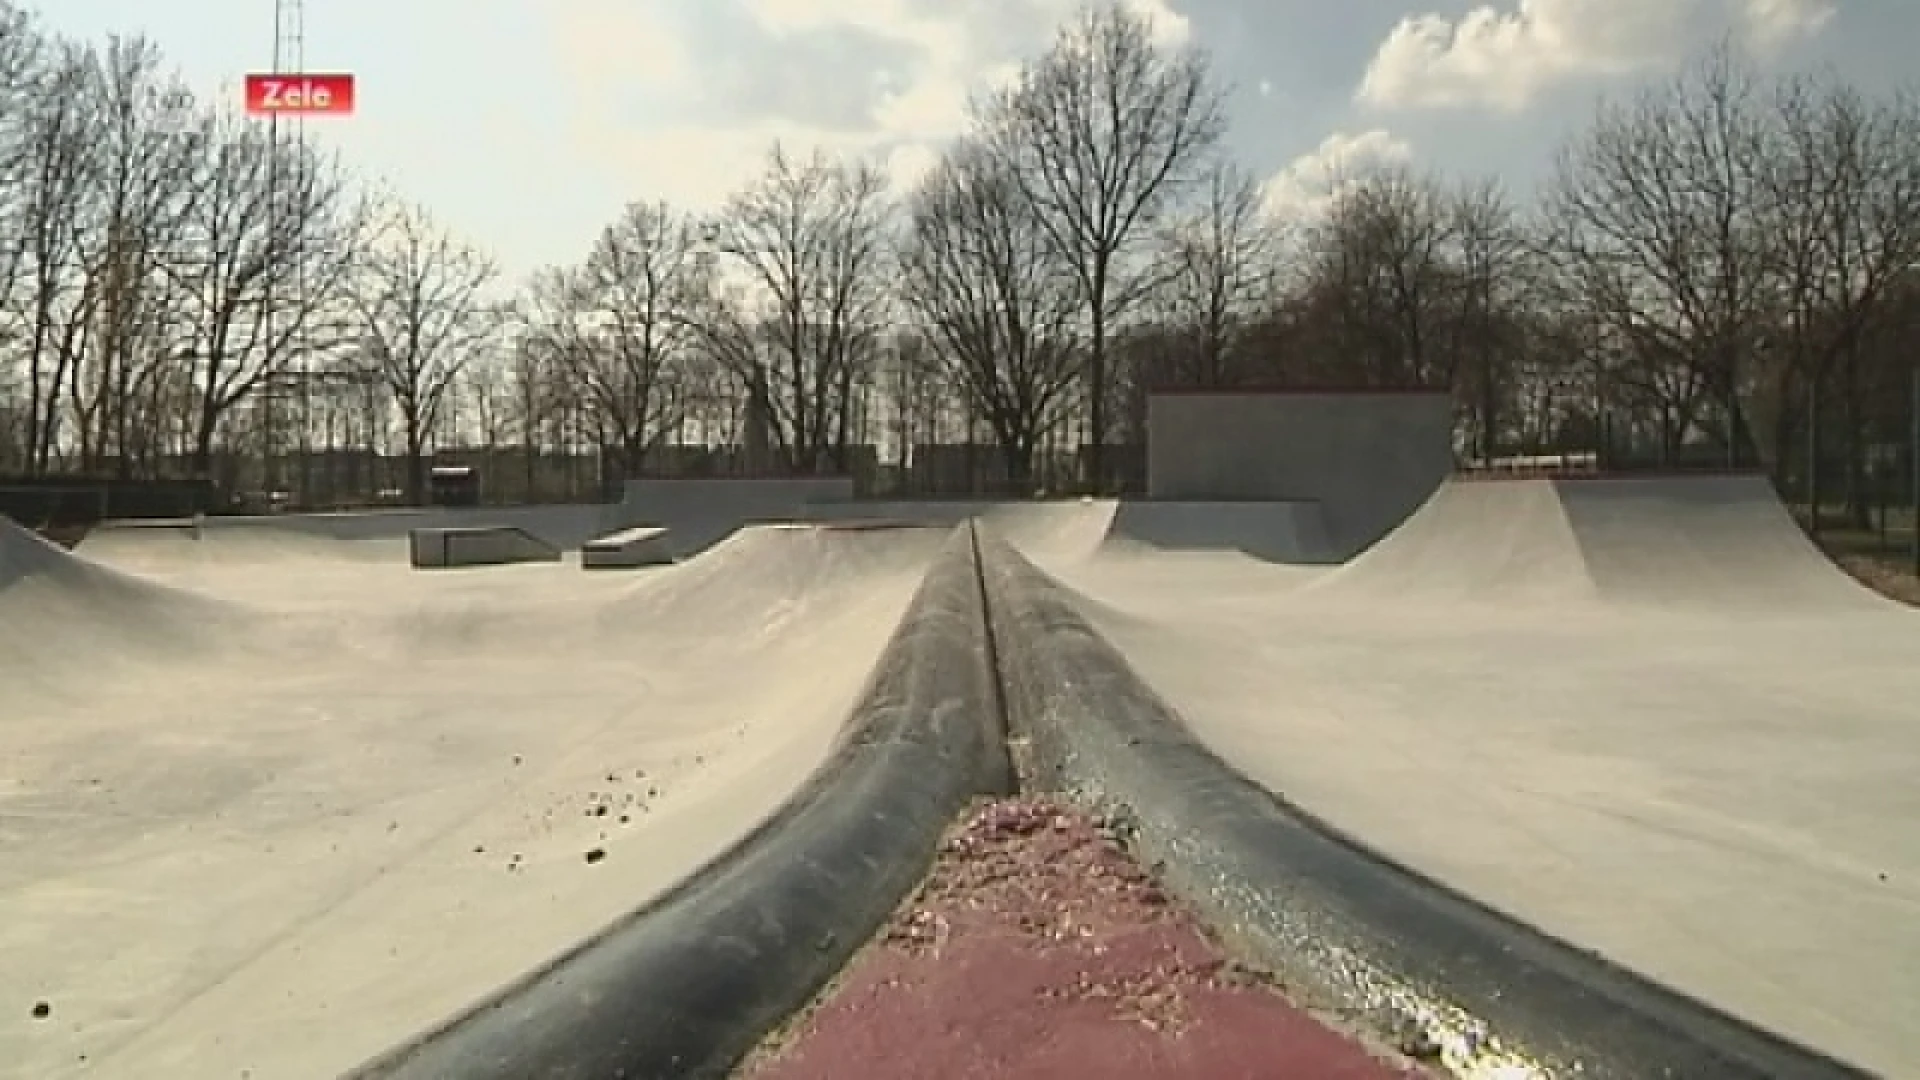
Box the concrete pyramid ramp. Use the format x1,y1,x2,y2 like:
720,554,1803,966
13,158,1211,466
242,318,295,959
1556,473,1891,612
1317,478,1596,604
598,523,951,635
1318,472,1894,614
975,501,1115,562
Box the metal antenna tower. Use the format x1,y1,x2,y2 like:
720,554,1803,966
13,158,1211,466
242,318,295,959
264,0,309,498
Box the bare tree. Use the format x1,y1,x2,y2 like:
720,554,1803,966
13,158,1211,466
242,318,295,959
1149,160,1278,387
168,108,359,480
901,138,1083,488
564,200,708,480
347,198,499,502
1448,178,1533,460
1548,49,1772,463
1755,75,1920,520
65,35,200,476
11,38,95,473
706,144,892,473
1290,165,1457,388
871,329,952,486
502,326,559,498
0,7,49,439
984,0,1225,486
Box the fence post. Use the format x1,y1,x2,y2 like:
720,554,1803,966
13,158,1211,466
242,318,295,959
1909,364,1918,576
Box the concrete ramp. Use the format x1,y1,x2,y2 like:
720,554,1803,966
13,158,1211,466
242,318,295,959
959,502,1113,563
621,477,854,558
410,527,561,569
581,527,673,569
3,516,213,611
1557,473,1890,612
600,523,949,633
1,517,236,670
801,499,1118,564
1318,478,1595,604
1319,472,1892,613
1103,501,1335,562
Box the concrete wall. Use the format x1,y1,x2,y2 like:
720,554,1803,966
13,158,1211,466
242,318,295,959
1147,390,1453,557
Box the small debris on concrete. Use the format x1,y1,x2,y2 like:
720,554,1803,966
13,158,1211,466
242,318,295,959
584,847,606,864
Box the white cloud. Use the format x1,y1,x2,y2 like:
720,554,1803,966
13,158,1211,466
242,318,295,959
549,0,693,92
1262,130,1414,219
546,0,1195,215
1355,0,1836,111
1739,0,1837,51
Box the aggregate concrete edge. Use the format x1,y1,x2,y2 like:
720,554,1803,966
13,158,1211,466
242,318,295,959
347,524,1011,1080
971,525,1871,1080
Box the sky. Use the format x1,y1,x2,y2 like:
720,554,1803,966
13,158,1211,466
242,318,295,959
29,0,1920,283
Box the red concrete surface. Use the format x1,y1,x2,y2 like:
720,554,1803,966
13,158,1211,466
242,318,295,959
740,799,1429,1080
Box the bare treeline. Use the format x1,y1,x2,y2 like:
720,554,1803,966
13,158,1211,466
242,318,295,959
3,2,1918,512
0,5,496,498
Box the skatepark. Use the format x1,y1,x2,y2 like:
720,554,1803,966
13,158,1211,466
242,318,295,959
2,390,1916,1078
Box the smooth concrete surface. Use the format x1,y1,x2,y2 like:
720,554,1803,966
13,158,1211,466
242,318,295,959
1146,390,1452,556
3,517,946,1079
409,526,562,568
581,526,674,568
1039,474,1920,1077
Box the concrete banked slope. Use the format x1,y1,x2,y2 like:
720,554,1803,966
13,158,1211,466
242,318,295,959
350,526,1010,1080
1032,473,1918,1076
6,511,950,1079
976,522,1869,1078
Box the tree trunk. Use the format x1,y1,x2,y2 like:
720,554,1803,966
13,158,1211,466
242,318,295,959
1005,436,1035,493
191,393,221,481
1087,310,1107,491
1807,373,1823,534
404,408,427,504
